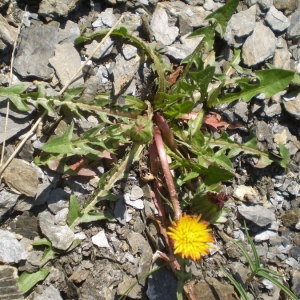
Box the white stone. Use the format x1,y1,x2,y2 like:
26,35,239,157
92,230,110,248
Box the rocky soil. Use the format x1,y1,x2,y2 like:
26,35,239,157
0,0,299,299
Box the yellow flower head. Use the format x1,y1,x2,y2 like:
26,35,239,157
167,214,214,261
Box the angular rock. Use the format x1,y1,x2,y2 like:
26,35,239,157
274,0,298,13
0,189,19,221
0,98,33,144
233,185,258,202
161,1,209,28
292,270,300,298
0,266,23,300
273,39,291,70
242,22,277,66
130,185,144,200
114,198,132,224
0,15,17,52
117,274,143,299
146,265,177,300
265,6,290,32
28,285,63,300
80,259,123,300
111,44,140,95
47,188,69,214
224,5,256,47
287,9,300,39
184,278,238,300
92,230,110,248
165,33,203,60
283,93,300,120
14,23,59,80
258,0,274,10
2,158,39,197
92,8,117,28
58,20,80,44
0,230,27,263
150,3,179,46
49,42,83,88
39,210,75,250
124,193,144,210
38,0,81,19
238,204,276,227
85,37,114,60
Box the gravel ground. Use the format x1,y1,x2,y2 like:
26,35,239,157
0,0,299,299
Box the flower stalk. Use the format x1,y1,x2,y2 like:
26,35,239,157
153,125,182,221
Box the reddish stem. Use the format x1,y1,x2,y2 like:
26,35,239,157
153,125,182,221
154,112,177,152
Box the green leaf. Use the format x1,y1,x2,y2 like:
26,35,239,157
0,84,30,111
78,211,114,224
206,0,240,36
42,122,74,153
203,165,235,185
18,269,50,293
33,238,52,247
164,100,194,119
61,87,85,102
208,69,295,107
221,266,249,300
278,143,290,168
189,66,215,101
40,247,56,267
67,194,82,226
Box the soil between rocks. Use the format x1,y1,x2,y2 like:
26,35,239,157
0,1,299,300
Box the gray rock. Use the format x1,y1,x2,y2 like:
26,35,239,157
92,230,110,248
111,44,140,95
287,9,300,39
0,190,19,220
127,231,152,283
117,274,143,299
49,42,83,88
150,4,179,46
283,93,300,120
161,1,209,28
258,0,274,10
273,39,291,70
203,0,223,11
292,270,300,298
14,23,59,80
85,37,114,60
238,204,276,227
114,198,132,224
274,0,298,13
0,98,33,144
58,20,80,44
165,33,203,60
224,5,256,47
0,230,27,263
0,265,23,300
38,0,81,19
233,101,248,122
254,229,278,242
29,285,63,300
130,185,144,200
92,8,117,28
242,22,277,66
124,193,144,210
255,120,273,144
47,188,69,214
80,259,122,299
265,6,290,32
146,265,178,300
39,210,75,250
263,100,282,117
0,15,17,52
19,250,43,272
2,158,40,197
